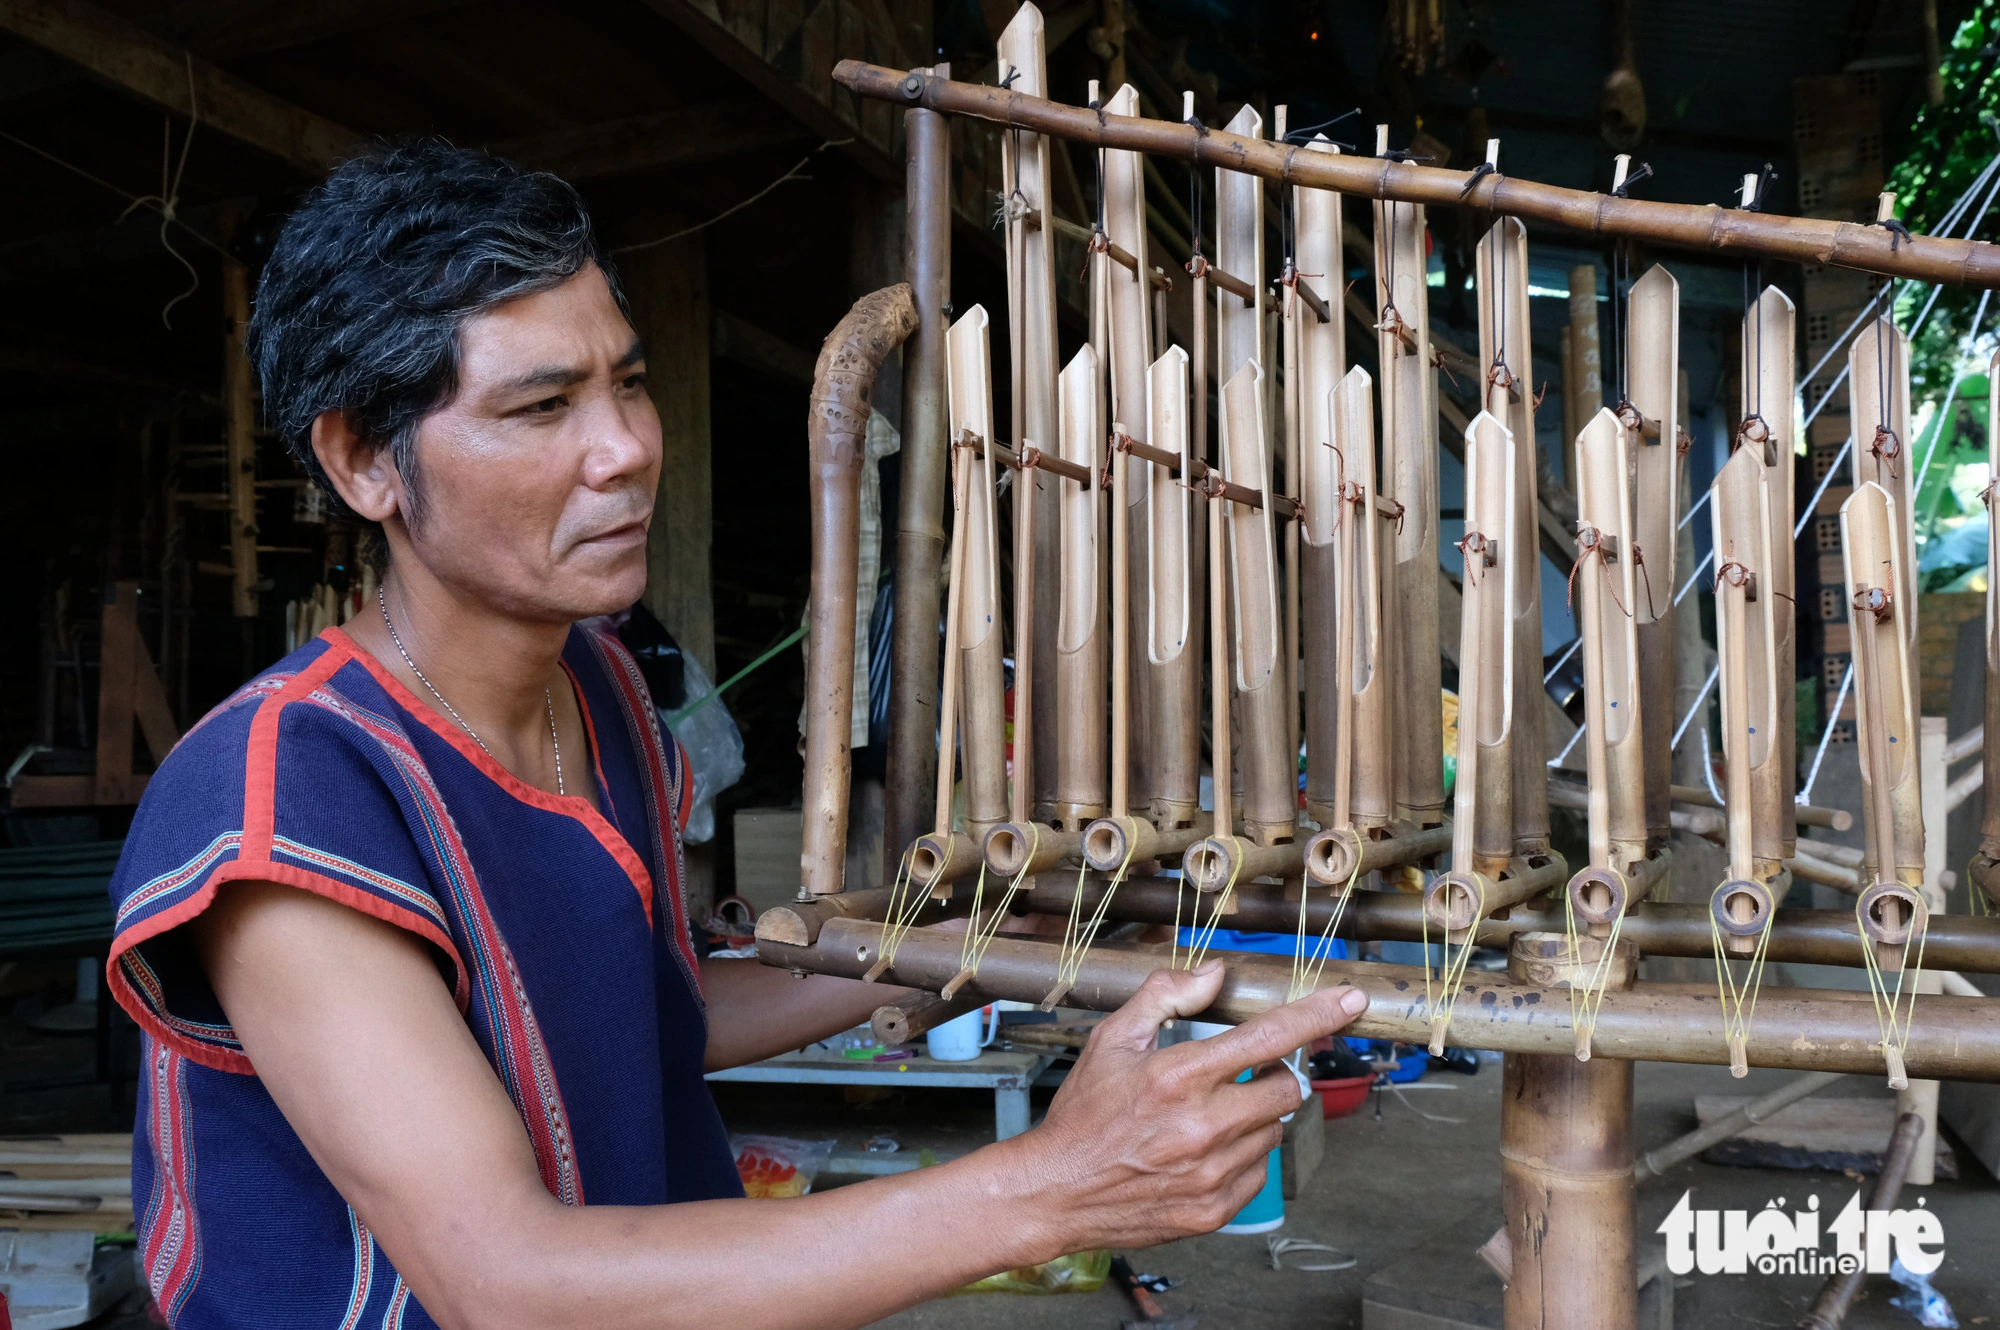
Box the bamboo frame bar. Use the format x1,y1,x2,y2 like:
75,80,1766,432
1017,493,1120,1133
801,286,920,895
755,877,2000,973
760,917,2000,1080
831,62,2000,287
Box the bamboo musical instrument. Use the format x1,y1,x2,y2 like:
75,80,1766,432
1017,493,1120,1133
1566,409,1650,932
997,7,1063,827
1476,212,1551,861
1851,317,1918,650
1142,344,1202,829
1624,264,1680,853
1741,286,1798,858
1296,140,1348,833
1100,81,1156,823
1710,446,1785,962
1375,130,1445,830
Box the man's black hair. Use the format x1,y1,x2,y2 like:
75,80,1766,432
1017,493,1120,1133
248,140,628,522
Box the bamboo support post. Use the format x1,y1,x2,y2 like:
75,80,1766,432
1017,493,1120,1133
801,286,920,895
1502,933,1638,1330
1628,266,1681,852
755,916,2000,1080
884,79,952,865
833,62,2000,287
998,11,1063,827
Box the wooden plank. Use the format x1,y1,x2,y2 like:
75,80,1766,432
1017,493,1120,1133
624,235,717,677
0,0,359,172
489,102,810,181
93,584,137,805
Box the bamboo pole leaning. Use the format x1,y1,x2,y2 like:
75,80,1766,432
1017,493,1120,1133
830,61,2000,288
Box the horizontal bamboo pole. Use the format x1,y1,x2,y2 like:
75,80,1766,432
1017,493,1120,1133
871,988,985,1044
760,918,2000,1080
758,877,2000,972
1671,783,1853,832
1632,1069,1846,1179
1304,822,1455,886
833,62,2000,288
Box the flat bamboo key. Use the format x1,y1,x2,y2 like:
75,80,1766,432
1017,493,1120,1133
1142,345,1202,829
1054,344,1108,832
1214,104,1265,386
1625,265,1680,853
1375,191,1445,829
1294,140,1347,834
1709,446,1784,958
1475,217,1549,860
998,5,1063,827
1842,482,1929,958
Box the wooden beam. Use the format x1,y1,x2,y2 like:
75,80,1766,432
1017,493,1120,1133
625,233,717,676
0,0,359,172
490,101,812,181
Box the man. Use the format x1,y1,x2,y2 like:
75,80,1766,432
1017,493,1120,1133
107,142,1366,1328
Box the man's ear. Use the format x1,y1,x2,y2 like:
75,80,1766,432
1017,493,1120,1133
311,411,402,522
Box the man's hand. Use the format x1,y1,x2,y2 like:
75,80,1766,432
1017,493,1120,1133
1003,962,1369,1257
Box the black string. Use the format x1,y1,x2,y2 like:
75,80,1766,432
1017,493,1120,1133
1284,107,1362,144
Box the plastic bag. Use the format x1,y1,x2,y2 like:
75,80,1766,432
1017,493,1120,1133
1889,1257,1958,1328
665,647,744,846
730,1135,834,1199
956,1249,1111,1296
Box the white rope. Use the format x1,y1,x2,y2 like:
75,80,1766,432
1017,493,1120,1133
1671,663,1722,754
1675,549,1714,605
1544,636,1581,683
1798,661,1855,806
1913,287,1995,497
1678,485,1712,532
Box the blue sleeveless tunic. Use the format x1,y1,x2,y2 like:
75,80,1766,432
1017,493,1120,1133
107,625,742,1327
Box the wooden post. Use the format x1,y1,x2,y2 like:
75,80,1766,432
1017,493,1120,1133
626,233,717,678
220,207,259,645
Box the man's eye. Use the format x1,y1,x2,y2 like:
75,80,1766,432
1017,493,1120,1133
621,373,647,391
531,395,567,414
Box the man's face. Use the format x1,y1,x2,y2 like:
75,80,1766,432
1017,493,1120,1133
398,263,661,621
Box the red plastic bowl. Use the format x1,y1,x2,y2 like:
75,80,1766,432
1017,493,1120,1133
1312,1075,1376,1120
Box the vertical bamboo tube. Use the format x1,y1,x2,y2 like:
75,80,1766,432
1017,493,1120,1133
1454,412,1518,880
1218,365,1293,844
1146,346,1202,826
1842,481,1929,982
1337,368,1394,829
884,72,952,868
1712,447,1785,881
1627,266,1680,854
1213,106,1264,402
1101,82,1155,819
998,7,1063,825
1573,410,1645,877
1376,194,1444,827
1293,138,1346,830
1978,349,2000,907
1476,217,1549,858
1740,286,1796,859
944,308,1011,842
1056,345,1109,829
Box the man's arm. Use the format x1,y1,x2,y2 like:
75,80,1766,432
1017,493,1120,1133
697,958,908,1070
195,882,1365,1330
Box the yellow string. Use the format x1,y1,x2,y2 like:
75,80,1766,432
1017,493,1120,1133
1289,827,1365,1003
1050,817,1143,999
1562,880,1630,1060
1421,873,1485,1046
1706,883,1775,1064
1856,891,1931,1083
1182,837,1245,970
1969,856,1990,917
956,825,1037,975
877,839,952,973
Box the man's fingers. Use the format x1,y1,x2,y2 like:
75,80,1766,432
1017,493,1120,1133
1095,963,1228,1054
1185,983,1368,1080
1203,1061,1312,1136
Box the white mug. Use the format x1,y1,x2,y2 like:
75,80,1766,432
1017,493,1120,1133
926,1007,1001,1061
